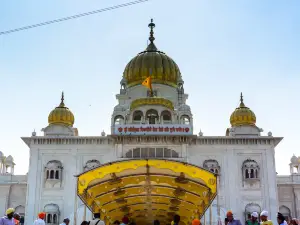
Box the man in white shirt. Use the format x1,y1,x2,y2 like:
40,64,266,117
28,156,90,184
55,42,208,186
89,213,105,225
33,212,46,225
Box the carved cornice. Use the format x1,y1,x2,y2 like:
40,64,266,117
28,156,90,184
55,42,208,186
21,135,283,147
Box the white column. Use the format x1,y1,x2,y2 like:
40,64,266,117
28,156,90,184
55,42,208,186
25,148,39,225
265,148,278,223
116,144,123,158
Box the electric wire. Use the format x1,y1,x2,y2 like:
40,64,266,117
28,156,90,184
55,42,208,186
0,0,150,36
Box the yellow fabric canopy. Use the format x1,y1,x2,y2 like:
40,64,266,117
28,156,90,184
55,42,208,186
76,159,217,225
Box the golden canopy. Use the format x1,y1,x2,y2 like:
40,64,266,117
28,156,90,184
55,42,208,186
76,159,217,225
123,19,182,88
48,92,75,127
230,93,256,127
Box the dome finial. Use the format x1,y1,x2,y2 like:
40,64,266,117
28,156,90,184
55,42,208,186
146,19,157,51
240,92,245,107
148,18,155,43
59,92,65,107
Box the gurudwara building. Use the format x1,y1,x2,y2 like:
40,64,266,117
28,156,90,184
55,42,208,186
0,20,299,225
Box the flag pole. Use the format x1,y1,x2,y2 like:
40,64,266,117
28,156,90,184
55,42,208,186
149,68,153,97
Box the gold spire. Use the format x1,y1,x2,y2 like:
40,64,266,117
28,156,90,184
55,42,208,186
239,92,245,107
230,93,256,127
59,91,65,107
146,19,157,51
48,92,75,127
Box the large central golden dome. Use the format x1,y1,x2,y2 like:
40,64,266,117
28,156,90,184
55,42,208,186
123,19,182,88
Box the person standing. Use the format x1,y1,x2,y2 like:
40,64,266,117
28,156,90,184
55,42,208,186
13,214,20,225
33,212,46,225
60,218,70,225
89,213,104,225
226,211,242,225
173,215,180,225
277,213,286,225
192,219,201,225
0,208,16,225
120,217,129,225
246,212,259,225
260,211,273,225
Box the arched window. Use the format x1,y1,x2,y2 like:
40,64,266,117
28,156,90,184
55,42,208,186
180,115,190,125
146,109,158,124
133,111,143,123
279,206,291,220
44,204,59,225
124,148,180,159
203,159,220,175
245,203,261,223
45,161,63,186
161,111,172,124
114,115,124,125
15,205,25,217
242,159,260,180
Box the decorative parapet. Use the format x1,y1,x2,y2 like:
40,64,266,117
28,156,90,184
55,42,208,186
130,97,174,110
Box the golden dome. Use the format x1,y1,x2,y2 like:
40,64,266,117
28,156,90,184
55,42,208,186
123,19,182,88
48,92,75,127
230,93,256,127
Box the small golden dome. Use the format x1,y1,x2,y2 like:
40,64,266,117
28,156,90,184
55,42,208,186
48,92,75,127
123,19,182,88
230,93,256,127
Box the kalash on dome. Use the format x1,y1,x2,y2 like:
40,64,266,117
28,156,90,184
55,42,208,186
23,19,282,225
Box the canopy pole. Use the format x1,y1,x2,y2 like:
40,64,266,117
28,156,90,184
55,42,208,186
217,175,221,217
83,205,86,221
209,205,212,225
74,189,78,225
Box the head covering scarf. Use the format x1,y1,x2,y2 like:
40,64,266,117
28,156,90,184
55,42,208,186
251,212,258,218
226,211,233,217
260,211,268,217
38,212,46,219
192,219,201,225
6,208,15,215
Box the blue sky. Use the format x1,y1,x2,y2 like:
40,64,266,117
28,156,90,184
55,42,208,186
0,0,299,175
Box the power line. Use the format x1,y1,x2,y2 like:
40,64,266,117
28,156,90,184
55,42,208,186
0,0,150,36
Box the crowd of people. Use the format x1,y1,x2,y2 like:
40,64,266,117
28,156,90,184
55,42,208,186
0,208,299,225
226,210,300,225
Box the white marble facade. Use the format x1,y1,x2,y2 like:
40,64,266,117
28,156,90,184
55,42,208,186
1,21,300,225
2,146,300,225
